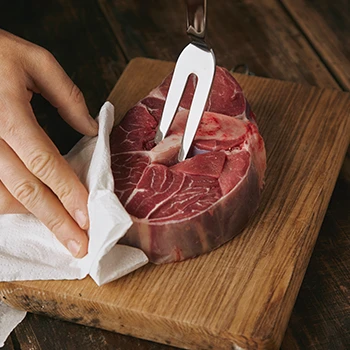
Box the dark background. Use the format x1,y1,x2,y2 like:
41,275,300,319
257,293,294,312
1,1,349,349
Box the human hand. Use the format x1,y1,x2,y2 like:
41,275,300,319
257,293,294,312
0,30,98,258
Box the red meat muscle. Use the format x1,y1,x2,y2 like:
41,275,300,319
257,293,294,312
110,67,266,264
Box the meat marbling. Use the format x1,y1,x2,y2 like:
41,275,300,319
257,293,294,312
110,67,266,264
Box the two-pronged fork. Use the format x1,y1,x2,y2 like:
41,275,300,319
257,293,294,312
154,0,216,162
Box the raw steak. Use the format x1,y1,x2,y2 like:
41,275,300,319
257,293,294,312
110,67,266,264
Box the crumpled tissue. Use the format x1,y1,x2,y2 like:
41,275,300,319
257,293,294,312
0,102,148,347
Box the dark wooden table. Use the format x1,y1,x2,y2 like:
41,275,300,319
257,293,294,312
1,1,349,349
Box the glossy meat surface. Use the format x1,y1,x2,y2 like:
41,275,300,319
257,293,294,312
110,67,266,263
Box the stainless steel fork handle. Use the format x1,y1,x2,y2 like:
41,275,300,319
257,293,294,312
154,0,215,162
186,0,207,42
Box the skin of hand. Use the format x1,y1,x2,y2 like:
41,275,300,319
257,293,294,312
0,29,99,258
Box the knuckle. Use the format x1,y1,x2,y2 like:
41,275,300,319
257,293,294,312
45,214,66,234
12,180,44,207
0,95,28,140
68,83,84,104
1,118,17,139
27,151,58,179
36,47,56,67
54,181,74,203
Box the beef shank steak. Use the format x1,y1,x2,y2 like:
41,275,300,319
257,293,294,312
110,67,266,264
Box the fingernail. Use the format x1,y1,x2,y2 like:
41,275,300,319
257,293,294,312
67,239,82,258
74,209,88,230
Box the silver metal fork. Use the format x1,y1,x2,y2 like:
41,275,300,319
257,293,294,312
154,0,216,162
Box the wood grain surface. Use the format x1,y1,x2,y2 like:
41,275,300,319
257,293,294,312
281,175,350,349
1,58,349,350
5,312,179,350
280,0,350,186
1,1,349,349
99,0,339,89
98,2,350,349
282,0,350,91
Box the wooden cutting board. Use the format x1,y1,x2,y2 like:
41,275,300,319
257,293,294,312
1,58,349,350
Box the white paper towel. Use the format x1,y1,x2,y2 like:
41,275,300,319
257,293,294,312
0,102,149,346
0,301,26,347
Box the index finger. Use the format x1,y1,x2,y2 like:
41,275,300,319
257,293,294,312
0,139,88,258
2,100,91,232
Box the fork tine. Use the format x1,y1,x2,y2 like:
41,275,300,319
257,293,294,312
178,65,215,162
154,63,190,144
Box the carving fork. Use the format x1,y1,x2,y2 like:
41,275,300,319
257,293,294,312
154,0,216,162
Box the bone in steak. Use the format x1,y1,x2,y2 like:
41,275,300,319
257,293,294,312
110,67,266,264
